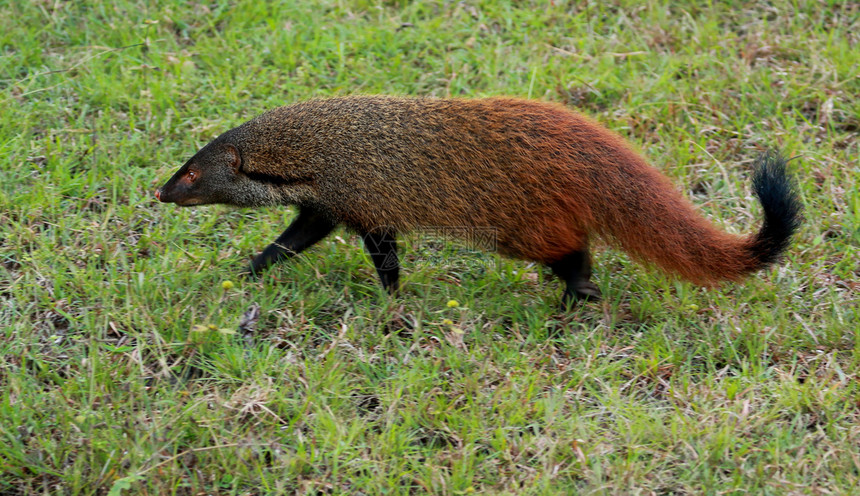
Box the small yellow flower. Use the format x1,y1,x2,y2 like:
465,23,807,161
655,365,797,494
221,280,234,290
446,299,460,308
442,318,454,326
687,304,699,311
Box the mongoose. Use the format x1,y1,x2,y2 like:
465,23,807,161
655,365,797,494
155,96,801,306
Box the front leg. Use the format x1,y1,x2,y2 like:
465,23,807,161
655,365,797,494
245,206,337,278
362,227,399,295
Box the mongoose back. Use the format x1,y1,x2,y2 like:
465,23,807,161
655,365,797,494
156,96,801,306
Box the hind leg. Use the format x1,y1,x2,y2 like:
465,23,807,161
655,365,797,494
548,247,601,307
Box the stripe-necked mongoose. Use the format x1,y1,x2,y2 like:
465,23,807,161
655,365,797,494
155,96,801,306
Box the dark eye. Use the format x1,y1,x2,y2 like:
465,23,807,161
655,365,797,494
187,170,197,181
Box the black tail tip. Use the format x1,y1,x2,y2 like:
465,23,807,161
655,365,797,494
750,151,803,268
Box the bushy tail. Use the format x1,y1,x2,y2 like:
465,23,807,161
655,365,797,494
746,152,803,270
592,151,801,285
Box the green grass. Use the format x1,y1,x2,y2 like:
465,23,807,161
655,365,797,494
1,0,858,494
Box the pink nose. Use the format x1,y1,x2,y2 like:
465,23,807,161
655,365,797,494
155,189,161,201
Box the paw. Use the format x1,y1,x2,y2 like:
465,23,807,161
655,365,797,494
559,282,602,310
573,281,601,302
239,266,259,281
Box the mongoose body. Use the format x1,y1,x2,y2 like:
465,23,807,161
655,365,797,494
156,96,801,305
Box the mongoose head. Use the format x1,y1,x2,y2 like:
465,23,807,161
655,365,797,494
156,137,288,208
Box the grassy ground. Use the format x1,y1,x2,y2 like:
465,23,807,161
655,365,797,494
1,0,858,494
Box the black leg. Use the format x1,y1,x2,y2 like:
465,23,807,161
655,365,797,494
548,248,601,308
245,207,337,278
362,227,399,295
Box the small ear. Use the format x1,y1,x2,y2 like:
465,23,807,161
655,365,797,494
225,144,242,172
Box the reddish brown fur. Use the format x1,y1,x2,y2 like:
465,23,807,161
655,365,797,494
243,96,759,284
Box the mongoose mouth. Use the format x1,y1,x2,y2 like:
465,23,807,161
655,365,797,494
155,188,206,206
170,196,209,206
